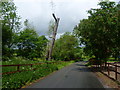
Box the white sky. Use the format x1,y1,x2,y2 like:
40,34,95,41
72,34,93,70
14,0,119,38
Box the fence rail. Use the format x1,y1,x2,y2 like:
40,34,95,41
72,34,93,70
1,61,64,75
96,62,120,82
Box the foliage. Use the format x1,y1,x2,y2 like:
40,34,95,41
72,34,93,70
74,1,120,62
1,1,48,61
16,27,48,59
2,57,40,65
35,35,48,59
1,1,21,59
2,60,74,89
52,32,83,61
16,28,38,59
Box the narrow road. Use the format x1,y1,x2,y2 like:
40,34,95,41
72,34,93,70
26,61,104,88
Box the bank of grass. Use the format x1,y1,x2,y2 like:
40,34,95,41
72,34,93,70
107,60,119,63
85,57,119,67
2,57,42,65
2,57,74,89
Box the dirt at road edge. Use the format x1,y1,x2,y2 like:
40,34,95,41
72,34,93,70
94,72,120,89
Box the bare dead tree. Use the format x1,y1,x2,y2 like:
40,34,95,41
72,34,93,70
47,13,60,61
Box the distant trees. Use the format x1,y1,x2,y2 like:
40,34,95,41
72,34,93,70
11,19,48,60
16,29,48,59
1,1,48,61
4,0,120,62
52,32,83,61
74,1,120,62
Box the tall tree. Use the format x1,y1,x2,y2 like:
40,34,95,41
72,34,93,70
47,13,60,61
1,0,21,59
74,1,120,62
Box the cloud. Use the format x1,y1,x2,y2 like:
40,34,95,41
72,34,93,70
14,0,119,38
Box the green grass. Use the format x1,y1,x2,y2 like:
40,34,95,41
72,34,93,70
2,58,74,89
2,57,43,73
107,60,119,62
107,57,119,62
107,59,119,63
2,57,41,65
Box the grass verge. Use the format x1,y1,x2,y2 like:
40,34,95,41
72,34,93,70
2,60,74,89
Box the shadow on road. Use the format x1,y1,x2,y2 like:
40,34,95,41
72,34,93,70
72,67,91,72
75,63,86,66
74,63,101,72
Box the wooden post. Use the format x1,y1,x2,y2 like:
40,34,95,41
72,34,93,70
100,64,102,71
31,64,32,69
115,65,117,80
17,65,20,71
101,64,103,72
48,13,60,61
108,63,110,76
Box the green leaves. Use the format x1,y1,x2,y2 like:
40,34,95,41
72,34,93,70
2,60,73,89
52,32,83,61
74,1,120,60
2,1,21,59
16,27,48,59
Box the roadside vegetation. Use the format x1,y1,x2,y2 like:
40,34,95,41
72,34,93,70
1,1,81,89
74,1,120,64
1,1,83,62
2,60,74,89
1,0,120,89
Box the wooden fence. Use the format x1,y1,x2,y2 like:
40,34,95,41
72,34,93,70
0,61,64,75
96,62,120,82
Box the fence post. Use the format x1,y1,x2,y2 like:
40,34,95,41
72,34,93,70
17,65,20,71
108,63,110,76
101,64,102,72
31,64,32,69
97,64,98,70
115,65,117,80
98,64,100,71
105,63,106,70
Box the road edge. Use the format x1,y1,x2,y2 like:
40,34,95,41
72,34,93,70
21,62,74,89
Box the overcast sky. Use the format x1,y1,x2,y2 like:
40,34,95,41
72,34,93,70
14,0,119,38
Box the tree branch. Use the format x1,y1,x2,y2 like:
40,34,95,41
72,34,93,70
52,13,57,22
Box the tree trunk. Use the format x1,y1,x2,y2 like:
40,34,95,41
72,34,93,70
48,13,60,61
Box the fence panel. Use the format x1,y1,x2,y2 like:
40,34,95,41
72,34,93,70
1,61,65,75
97,62,120,82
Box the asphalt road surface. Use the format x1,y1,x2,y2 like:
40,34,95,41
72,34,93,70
26,61,104,88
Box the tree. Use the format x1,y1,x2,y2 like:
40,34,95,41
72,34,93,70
47,14,60,61
16,20,48,59
52,32,81,61
35,35,48,59
74,1,120,63
17,28,38,59
1,1,21,59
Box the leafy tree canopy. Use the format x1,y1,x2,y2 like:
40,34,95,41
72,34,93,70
74,0,120,61
1,0,21,58
52,32,83,61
